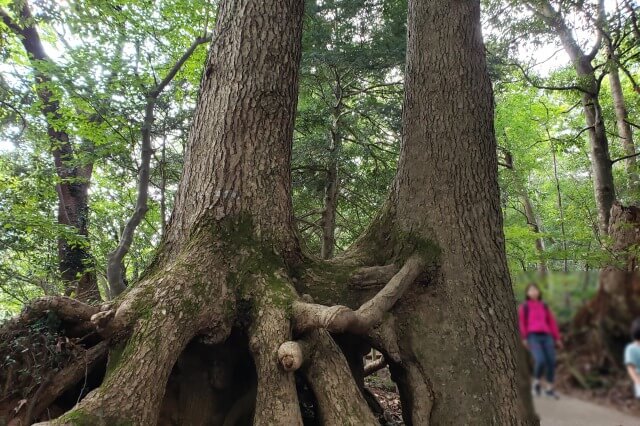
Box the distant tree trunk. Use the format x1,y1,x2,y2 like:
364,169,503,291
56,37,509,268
160,136,168,237
572,203,640,368
530,0,615,236
351,0,537,422
551,145,569,273
3,0,535,424
320,72,343,259
609,60,638,192
522,192,547,275
1,2,100,302
503,148,547,274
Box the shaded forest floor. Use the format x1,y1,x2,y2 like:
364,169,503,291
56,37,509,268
364,368,403,425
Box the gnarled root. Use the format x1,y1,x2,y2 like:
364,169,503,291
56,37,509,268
293,255,425,334
300,330,379,425
249,279,303,426
388,357,434,425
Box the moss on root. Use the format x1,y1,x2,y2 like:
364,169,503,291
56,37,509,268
291,260,358,307
58,409,132,426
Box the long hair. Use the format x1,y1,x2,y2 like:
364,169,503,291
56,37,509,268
524,283,543,301
631,317,640,341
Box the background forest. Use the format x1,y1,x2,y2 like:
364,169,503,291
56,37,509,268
0,0,638,326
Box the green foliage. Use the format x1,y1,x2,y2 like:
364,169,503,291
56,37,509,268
0,0,639,332
293,0,404,254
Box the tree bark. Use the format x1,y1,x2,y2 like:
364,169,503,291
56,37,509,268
608,60,638,193
0,2,100,302
572,203,640,368
351,0,537,423
522,192,548,275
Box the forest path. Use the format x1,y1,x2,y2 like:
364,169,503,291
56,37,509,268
536,394,639,425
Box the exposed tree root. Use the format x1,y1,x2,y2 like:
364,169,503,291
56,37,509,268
293,255,424,334
5,243,428,425
301,330,379,425
23,341,108,425
389,358,434,425
250,285,303,426
5,297,99,331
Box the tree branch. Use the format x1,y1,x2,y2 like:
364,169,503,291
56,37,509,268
611,152,640,165
511,62,590,94
107,34,211,297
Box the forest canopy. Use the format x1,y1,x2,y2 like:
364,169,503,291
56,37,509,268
1,0,636,315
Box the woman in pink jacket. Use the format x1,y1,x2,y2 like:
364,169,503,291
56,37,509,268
518,283,563,398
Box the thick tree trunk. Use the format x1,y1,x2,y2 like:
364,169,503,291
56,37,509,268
352,0,537,423
0,2,100,302
24,0,306,424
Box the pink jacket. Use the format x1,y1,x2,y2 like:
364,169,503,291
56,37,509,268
518,300,561,342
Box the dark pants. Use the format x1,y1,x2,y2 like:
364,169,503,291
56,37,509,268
527,332,556,383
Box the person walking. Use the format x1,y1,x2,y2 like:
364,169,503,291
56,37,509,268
518,283,563,399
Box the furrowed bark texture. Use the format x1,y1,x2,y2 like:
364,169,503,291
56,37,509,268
358,0,537,423
32,0,306,424
164,0,302,261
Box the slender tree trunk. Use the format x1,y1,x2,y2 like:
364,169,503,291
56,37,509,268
531,0,615,236
160,136,168,237
106,35,210,298
608,60,638,193
320,73,343,259
5,1,537,424
580,74,615,237
1,2,100,302
551,145,568,273
521,192,547,275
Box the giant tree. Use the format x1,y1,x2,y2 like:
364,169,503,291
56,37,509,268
1,0,535,424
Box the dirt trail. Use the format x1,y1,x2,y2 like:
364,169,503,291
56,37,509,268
536,394,639,426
